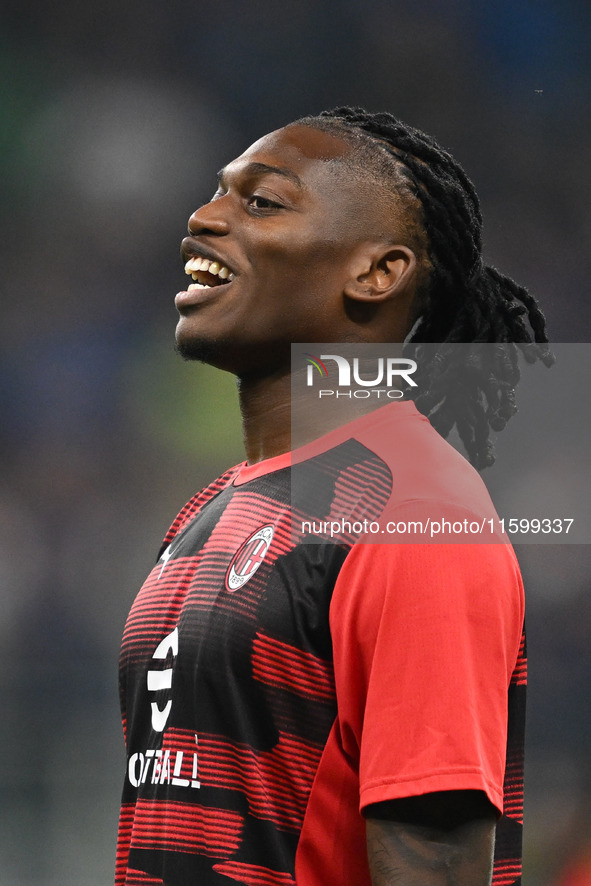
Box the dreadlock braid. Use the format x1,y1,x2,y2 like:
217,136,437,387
296,106,553,469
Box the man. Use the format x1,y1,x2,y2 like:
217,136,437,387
115,108,550,886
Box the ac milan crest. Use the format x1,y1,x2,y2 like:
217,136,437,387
225,525,275,592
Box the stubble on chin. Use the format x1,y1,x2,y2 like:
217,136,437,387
174,337,224,365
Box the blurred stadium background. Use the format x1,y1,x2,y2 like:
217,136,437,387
1,1,590,883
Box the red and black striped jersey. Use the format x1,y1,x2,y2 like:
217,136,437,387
116,402,526,886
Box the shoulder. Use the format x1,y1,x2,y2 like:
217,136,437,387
352,401,495,517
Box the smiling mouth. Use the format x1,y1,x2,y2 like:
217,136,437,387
184,255,235,290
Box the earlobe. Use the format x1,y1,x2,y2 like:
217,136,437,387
344,246,417,304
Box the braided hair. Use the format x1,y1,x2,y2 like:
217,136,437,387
296,107,553,469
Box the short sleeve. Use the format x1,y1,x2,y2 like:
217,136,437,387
329,539,524,815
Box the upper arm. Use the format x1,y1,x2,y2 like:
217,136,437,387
365,790,497,886
330,539,524,814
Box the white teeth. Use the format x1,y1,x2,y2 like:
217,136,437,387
184,256,234,283
188,282,212,290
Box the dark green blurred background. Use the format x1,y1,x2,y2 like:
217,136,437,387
1,2,590,883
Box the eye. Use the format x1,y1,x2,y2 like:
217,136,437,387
247,194,283,211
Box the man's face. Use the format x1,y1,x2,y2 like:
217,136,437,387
175,125,384,376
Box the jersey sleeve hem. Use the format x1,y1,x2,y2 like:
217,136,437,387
360,768,504,817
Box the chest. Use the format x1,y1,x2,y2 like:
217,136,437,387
120,483,346,752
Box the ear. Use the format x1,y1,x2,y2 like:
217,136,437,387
343,245,417,303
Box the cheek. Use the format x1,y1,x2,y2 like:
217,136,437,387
256,231,352,286
264,261,346,316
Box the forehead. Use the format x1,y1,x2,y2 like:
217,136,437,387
242,124,353,164
223,125,355,188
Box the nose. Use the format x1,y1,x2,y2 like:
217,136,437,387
187,198,230,236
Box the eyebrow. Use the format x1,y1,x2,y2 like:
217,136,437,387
217,161,303,190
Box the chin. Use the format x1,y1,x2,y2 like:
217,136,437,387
175,333,248,378
175,330,291,379
175,335,224,365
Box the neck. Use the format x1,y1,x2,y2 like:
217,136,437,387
237,371,293,464
237,364,390,465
